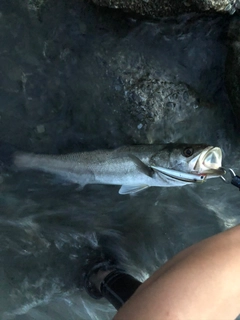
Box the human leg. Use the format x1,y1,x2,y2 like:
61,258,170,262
114,224,240,320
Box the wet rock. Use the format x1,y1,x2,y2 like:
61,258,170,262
118,68,205,143
91,0,240,17
123,75,197,125
99,14,231,144
36,124,45,133
0,0,231,155
27,0,46,12
225,16,240,127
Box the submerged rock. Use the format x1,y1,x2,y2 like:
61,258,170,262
119,69,203,143
225,16,240,127
91,0,240,17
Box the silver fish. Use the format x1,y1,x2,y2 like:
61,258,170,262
13,144,225,194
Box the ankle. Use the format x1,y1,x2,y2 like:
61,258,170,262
89,269,116,291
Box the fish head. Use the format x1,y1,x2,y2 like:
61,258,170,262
150,144,225,183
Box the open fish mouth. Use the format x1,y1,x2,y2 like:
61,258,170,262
189,146,225,177
151,146,225,183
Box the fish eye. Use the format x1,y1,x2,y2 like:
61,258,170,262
183,147,194,157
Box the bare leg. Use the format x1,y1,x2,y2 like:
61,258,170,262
114,224,240,320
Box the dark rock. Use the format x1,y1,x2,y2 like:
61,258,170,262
91,0,240,18
0,142,17,169
225,16,240,127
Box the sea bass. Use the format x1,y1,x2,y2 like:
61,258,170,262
11,144,225,194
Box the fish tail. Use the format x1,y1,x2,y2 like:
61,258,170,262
14,152,48,170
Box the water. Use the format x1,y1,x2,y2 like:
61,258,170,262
0,0,240,319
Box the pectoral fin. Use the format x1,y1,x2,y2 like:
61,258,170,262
128,155,154,178
119,184,149,195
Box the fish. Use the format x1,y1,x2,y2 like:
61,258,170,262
7,143,225,195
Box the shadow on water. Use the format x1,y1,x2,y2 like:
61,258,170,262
0,0,240,319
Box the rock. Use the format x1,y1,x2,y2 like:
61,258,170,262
225,16,240,127
91,0,240,17
0,175,4,184
96,14,230,144
120,70,204,143
27,0,46,14
36,124,45,134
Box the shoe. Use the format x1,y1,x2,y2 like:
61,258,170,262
83,252,124,299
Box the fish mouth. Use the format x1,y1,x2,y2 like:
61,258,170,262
189,146,225,177
151,146,225,183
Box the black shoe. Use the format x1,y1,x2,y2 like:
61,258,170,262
83,253,124,299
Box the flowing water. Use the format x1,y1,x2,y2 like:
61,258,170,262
1,0,240,319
